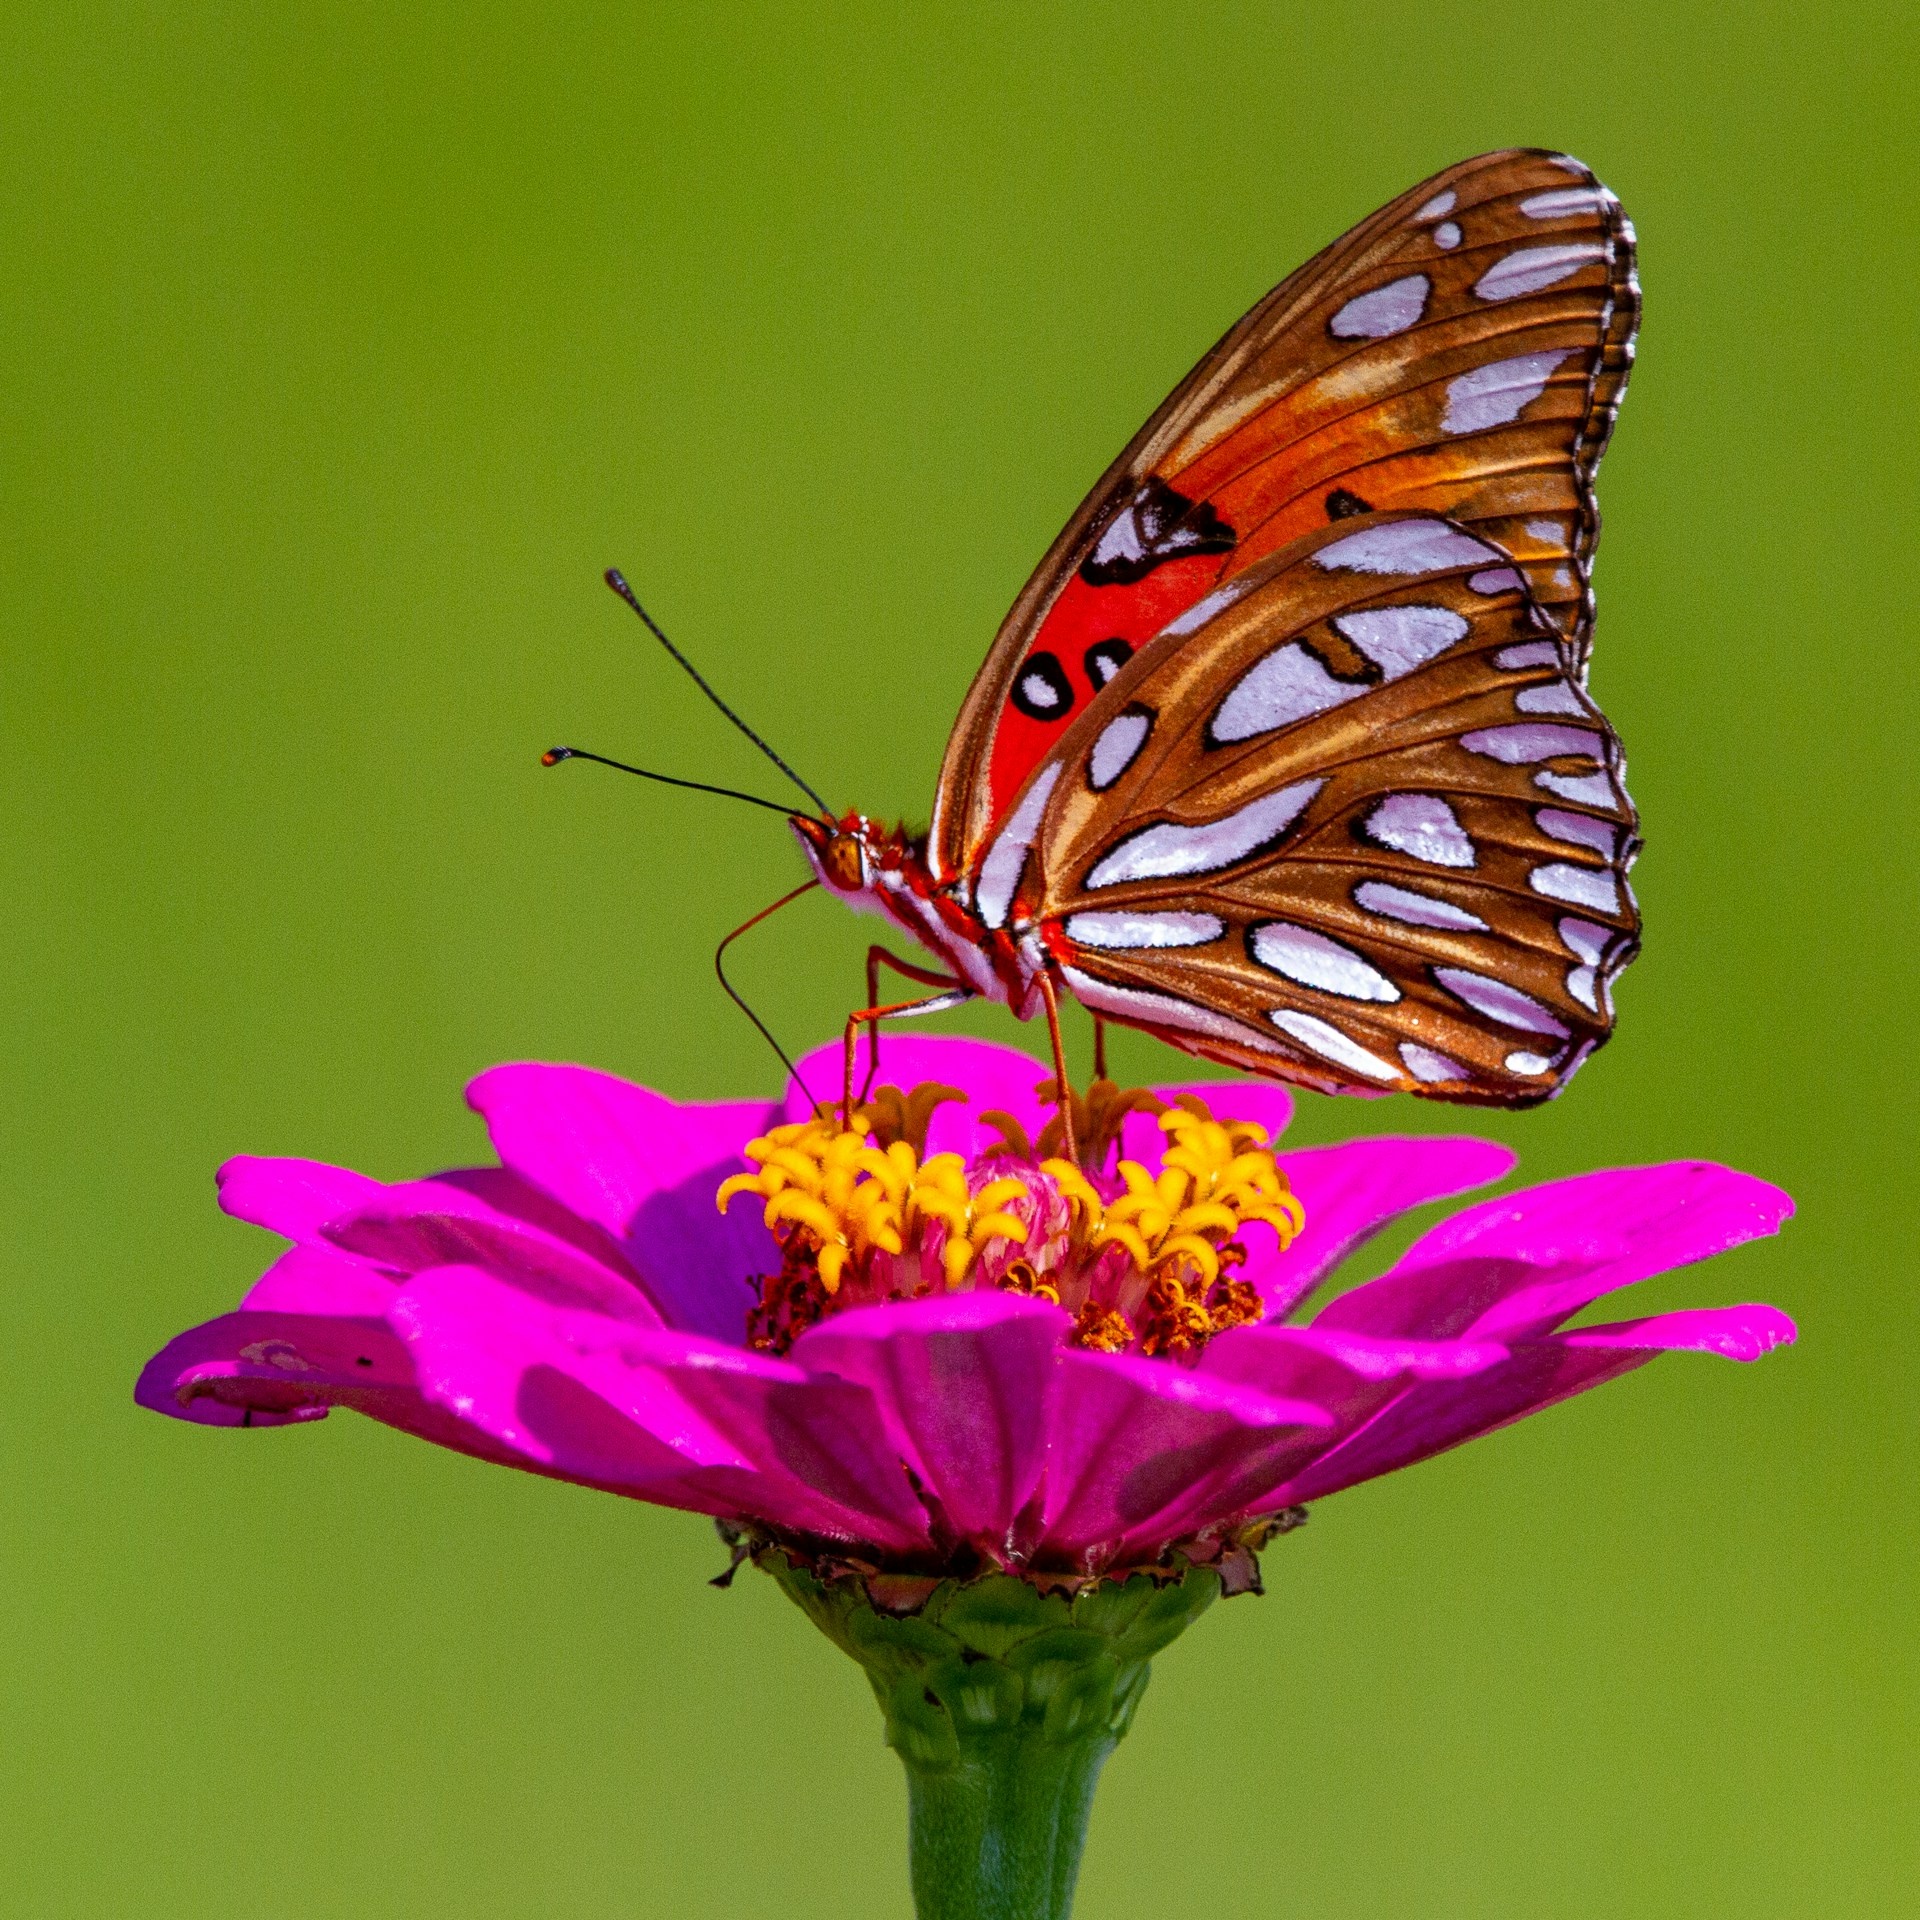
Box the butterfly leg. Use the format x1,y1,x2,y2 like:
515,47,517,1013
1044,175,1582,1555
1035,972,1080,1165
863,945,968,1100
1092,1015,1110,1085
843,976,974,1124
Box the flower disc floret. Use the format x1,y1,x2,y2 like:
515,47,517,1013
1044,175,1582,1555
720,1092,1305,1359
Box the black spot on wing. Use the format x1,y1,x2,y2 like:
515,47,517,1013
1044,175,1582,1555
1080,477,1235,587
1083,638,1134,687
1325,488,1373,520
1009,650,1074,720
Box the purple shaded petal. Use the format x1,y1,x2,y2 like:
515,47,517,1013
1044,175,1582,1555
240,1243,398,1315
391,1267,932,1554
1250,1136,1516,1318
1317,1162,1795,1343
792,1293,1068,1560
1119,1080,1296,1169
787,1036,1058,1160
1271,1302,1796,1506
134,1308,524,1472
1202,1321,1510,1399
216,1155,381,1241
1039,1351,1331,1571
467,1063,777,1342
1562,1302,1798,1362
323,1179,662,1327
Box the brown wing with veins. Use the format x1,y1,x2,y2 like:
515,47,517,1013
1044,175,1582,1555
1012,512,1640,1106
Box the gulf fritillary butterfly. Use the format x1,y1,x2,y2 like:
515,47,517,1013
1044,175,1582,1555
776,149,1642,1113
556,148,1642,1119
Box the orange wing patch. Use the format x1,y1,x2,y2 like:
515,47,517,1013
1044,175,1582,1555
932,149,1637,885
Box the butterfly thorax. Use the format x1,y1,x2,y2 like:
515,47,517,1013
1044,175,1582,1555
791,812,1043,1015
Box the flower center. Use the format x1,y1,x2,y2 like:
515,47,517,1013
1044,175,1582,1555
717,1082,1303,1359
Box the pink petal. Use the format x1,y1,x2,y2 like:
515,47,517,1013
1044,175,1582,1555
323,1178,662,1327
216,1155,382,1241
792,1293,1068,1560
1316,1161,1795,1343
1562,1302,1798,1362
134,1308,521,1470
1271,1302,1797,1506
1251,1136,1516,1318
390,1266,932,1554
240,1243,399,1315
1039,1351,1331,1572
1202,1321,1510,1400
786,1036,1059,1160
467,1062,778,1342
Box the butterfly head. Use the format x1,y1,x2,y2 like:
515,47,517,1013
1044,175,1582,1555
791,812,881,893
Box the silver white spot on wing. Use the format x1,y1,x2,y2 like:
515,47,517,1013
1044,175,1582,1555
1536,808,1617,857
1433,221,1461,250
1495,640,1561,670
1475,243,1607,302
1089,501,1148,573
1515,681,1586,715
1085,779,1324,888
1565,967,1599,1011
1063,910,1223,950
1529,862,1621,913
1354,880,1488,932
1468,567,1524,595
1400,1041,1467,1083
1525,519,1562,543
1315,519,1498,575
1212,645,1364,741
1362,792,1475,868
1270,1010,1399,1081
1521,186,1604,220
1416,190,1457,219
1434,966,1571,1036
1088,711,1150,790
1330,274,1430,339
1250,923,1400,1002
974,763,1062,931
1461,722,1604,764
1441,350,1574,434
1159,579,1251,638
1019,670,1064,712
1534,769,1618,807
1504,1050,1557,1076
1330,605,1468,677
1060,966,1284,1053
1558,918,1612,965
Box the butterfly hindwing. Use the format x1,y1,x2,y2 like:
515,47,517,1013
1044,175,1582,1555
999,511,1639,1105
931,149,1638,886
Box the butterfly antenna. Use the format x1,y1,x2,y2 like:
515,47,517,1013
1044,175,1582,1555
604,569,834,819
716,880,822,1105
540,746,797,815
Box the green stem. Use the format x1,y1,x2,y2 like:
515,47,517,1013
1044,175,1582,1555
757,1551,1222,1920
903,1716,1114,1920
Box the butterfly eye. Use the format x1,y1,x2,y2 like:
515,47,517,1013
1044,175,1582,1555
1083,638,1134,688
823,835,867,891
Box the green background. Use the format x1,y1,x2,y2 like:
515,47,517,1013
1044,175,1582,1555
4,3,1912,1913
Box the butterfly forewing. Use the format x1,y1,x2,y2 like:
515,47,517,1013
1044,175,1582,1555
1008,512,1639,1105
931,149,1638,885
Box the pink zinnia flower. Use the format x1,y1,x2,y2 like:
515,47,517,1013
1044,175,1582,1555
137,1035,1794,1918
138,1036,1792,1584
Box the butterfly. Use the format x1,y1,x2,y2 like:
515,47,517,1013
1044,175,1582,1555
560,148,1642,1117
779,149,1643,1113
